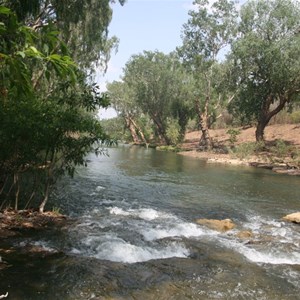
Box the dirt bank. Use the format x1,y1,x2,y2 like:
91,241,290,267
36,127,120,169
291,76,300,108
0,209,67,238
179,124,300,175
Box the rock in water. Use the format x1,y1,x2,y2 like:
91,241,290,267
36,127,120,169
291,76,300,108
282,212,300,224
195,218,236,232
235,230,254,239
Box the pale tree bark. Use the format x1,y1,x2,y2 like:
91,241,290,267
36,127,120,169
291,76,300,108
131,118,147,144
39,151,54,213
39,177,51,213
125,116,140,143
195,98,213,150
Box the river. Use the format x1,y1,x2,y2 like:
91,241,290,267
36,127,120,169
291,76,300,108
1,145,300,299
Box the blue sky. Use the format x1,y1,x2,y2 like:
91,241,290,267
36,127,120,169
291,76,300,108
98,0,192,118
102,0,191,81
98,0,245,119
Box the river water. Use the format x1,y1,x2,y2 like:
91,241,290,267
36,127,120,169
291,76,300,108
1,145,300,299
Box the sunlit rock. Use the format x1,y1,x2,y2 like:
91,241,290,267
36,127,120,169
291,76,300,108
282,212,300,224
195,218,236,232
235,230,254,239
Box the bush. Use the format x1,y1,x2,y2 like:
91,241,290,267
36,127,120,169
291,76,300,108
271,139,292,157
166,119,181,145
231,142,257,159
231,141,265,159
290,111,300,124
226,128,240,145
186,119,198,132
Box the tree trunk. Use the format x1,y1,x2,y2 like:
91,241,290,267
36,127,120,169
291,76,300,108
125,116,140,143
152,114,169,145
39,179,50,213
255,95,288,142
24,172,39,209
39,151,54,213
14,173,20,211
199,116,213,149
131,118,147,144
195,98,212,150
255,117,268,142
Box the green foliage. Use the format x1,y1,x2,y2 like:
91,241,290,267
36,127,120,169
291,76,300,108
178,0,238,147
290,111,300,124
231,142,258,159
156,145,182,152
226,128,240,145
229,0,300,140
271,140,292,158
2,0,126,71
0,5,114,212
101,117,128,142
166,119,181,146
120,51,194,145
186,119,198,132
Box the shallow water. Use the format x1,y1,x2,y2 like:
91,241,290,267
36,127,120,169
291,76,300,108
1,145,300,299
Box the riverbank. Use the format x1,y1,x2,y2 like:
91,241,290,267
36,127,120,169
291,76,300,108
178,124,300,175
0,209,67,239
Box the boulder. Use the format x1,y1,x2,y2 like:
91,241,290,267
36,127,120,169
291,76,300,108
282,212,300,224
196,218,236,232
235,230,254,239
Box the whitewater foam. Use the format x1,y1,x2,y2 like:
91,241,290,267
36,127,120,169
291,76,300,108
74,234,190,263
140,222,211,241
108,206,173,221
94,240,189,263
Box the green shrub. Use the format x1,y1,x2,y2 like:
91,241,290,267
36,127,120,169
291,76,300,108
186,118,198,132
156,145,181,152
226,128,240,145
271,139,291,157
166,119,180,145
231,142,257,159
290,111,300,124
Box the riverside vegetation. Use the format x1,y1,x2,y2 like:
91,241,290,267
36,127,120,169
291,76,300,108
1,1,300,235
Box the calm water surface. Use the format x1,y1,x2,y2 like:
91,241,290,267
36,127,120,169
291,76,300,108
1,145,300,299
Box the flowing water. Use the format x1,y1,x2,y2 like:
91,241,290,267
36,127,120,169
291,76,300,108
1,145,300,299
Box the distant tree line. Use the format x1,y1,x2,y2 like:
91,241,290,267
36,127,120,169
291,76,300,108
105,0,300,148
0,0,125,212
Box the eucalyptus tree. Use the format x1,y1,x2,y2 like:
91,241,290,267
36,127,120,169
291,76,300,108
1,0,126,71
0,4,115,212
107,80,147,144
179,0,237,149
123,51,194,145
229,0,300,142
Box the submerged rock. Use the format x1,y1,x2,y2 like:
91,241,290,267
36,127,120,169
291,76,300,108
196,218,236,232
282,212,300,224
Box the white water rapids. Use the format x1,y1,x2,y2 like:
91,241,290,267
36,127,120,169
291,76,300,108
4,147,300,299
67,198,300,265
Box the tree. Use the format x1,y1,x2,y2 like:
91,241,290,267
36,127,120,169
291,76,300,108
179,0,237,149
123,51,194,145
107,81,147,144
2,0,126,71
0,5,113,212
229,0,300,141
